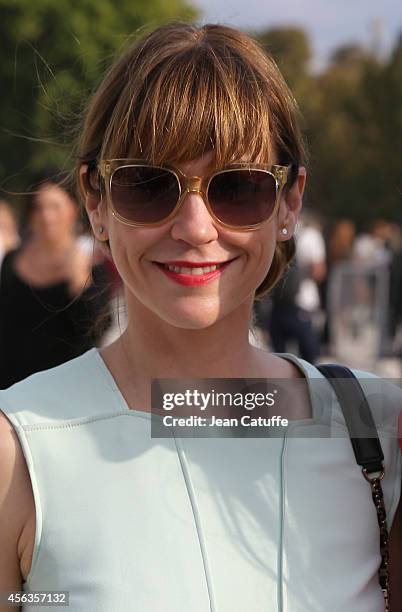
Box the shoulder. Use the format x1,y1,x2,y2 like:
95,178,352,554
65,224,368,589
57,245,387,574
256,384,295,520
0,410,28,509
349,367,402,433
286,355,402,436
303,358,402,422
0,411,33,591
0,348,120,426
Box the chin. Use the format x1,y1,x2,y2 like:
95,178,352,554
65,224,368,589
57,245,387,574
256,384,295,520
155,301,226,331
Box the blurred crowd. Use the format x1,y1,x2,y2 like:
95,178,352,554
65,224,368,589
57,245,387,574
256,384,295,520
0,172,121,390
254,213,402,370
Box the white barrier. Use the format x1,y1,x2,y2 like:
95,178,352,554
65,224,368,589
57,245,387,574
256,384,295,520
328,262,390,369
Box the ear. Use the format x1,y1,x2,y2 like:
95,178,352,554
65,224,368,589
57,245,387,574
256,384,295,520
79,164,109,242
277,166,306,242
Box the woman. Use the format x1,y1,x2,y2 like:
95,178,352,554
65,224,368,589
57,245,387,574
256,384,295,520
0,171,112,388
0,199,20,266
0,23,400,611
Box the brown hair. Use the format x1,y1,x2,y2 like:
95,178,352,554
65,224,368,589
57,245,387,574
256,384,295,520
77,22,307,299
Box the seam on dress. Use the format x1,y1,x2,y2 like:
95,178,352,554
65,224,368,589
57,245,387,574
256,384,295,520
91,348,130,411
20,410,152,432
173,436,215,612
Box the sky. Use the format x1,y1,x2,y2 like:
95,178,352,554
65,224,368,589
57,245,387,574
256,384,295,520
193,0,402,71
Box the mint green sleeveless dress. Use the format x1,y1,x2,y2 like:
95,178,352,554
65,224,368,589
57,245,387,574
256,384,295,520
0,348,401,611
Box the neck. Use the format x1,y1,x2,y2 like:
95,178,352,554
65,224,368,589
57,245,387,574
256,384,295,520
120,301,257,380
99,292,295,412
27,233,76,253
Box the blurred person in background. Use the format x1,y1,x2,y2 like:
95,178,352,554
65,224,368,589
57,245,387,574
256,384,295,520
268,211,326,363
0,170,112,389
352,220,395,357
320,218,356,351
327,219,356,268
388,223,402,355
294,211,327,320
352,219,393,266
0,199,20,266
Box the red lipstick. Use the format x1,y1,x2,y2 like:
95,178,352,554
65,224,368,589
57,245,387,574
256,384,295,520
154,259,235,286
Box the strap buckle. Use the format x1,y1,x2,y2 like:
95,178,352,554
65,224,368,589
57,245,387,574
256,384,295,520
362,467,385,482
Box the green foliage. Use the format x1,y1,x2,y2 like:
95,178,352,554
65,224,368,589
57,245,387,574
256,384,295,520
256,27,312,100
257,26,402,226
1,10,401,226
0,0,198,190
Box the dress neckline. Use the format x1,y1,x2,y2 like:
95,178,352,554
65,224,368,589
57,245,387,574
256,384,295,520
89,347,325,423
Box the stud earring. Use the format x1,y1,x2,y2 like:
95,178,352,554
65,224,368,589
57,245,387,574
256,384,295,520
98,226,104,235
281,227,288,236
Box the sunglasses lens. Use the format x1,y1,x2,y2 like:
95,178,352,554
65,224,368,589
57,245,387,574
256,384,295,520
208,170,278,226
111,165,179,223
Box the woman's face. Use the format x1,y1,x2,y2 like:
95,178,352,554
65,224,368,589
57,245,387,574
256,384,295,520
86,152,305,330
29,183,78,242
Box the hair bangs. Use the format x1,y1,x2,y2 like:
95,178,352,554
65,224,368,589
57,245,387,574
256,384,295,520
103,45,274,168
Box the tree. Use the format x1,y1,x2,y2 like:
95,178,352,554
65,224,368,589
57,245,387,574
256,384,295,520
330,44,369,68
254,26,402,225
255,27,312,100
308,38,402,225
305,44,375,224
0,0,198,190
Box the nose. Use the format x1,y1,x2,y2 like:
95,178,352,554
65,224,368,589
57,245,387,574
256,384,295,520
169,190,219,245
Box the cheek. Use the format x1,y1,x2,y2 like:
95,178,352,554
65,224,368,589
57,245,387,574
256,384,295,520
254,242,277,291
107,223,165,278
230,226,277,278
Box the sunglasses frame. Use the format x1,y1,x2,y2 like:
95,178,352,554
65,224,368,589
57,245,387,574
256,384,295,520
88,159,290,231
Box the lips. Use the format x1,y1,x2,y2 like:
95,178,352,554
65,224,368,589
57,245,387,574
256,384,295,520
153,258,236,286
162,262,225,275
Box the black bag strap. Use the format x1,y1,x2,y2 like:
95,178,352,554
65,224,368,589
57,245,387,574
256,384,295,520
316,363,384,472
317,363,390,610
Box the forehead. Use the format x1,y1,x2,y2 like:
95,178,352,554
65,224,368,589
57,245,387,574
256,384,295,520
34,184,73,208
174,151,219,175
173,151,274,176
